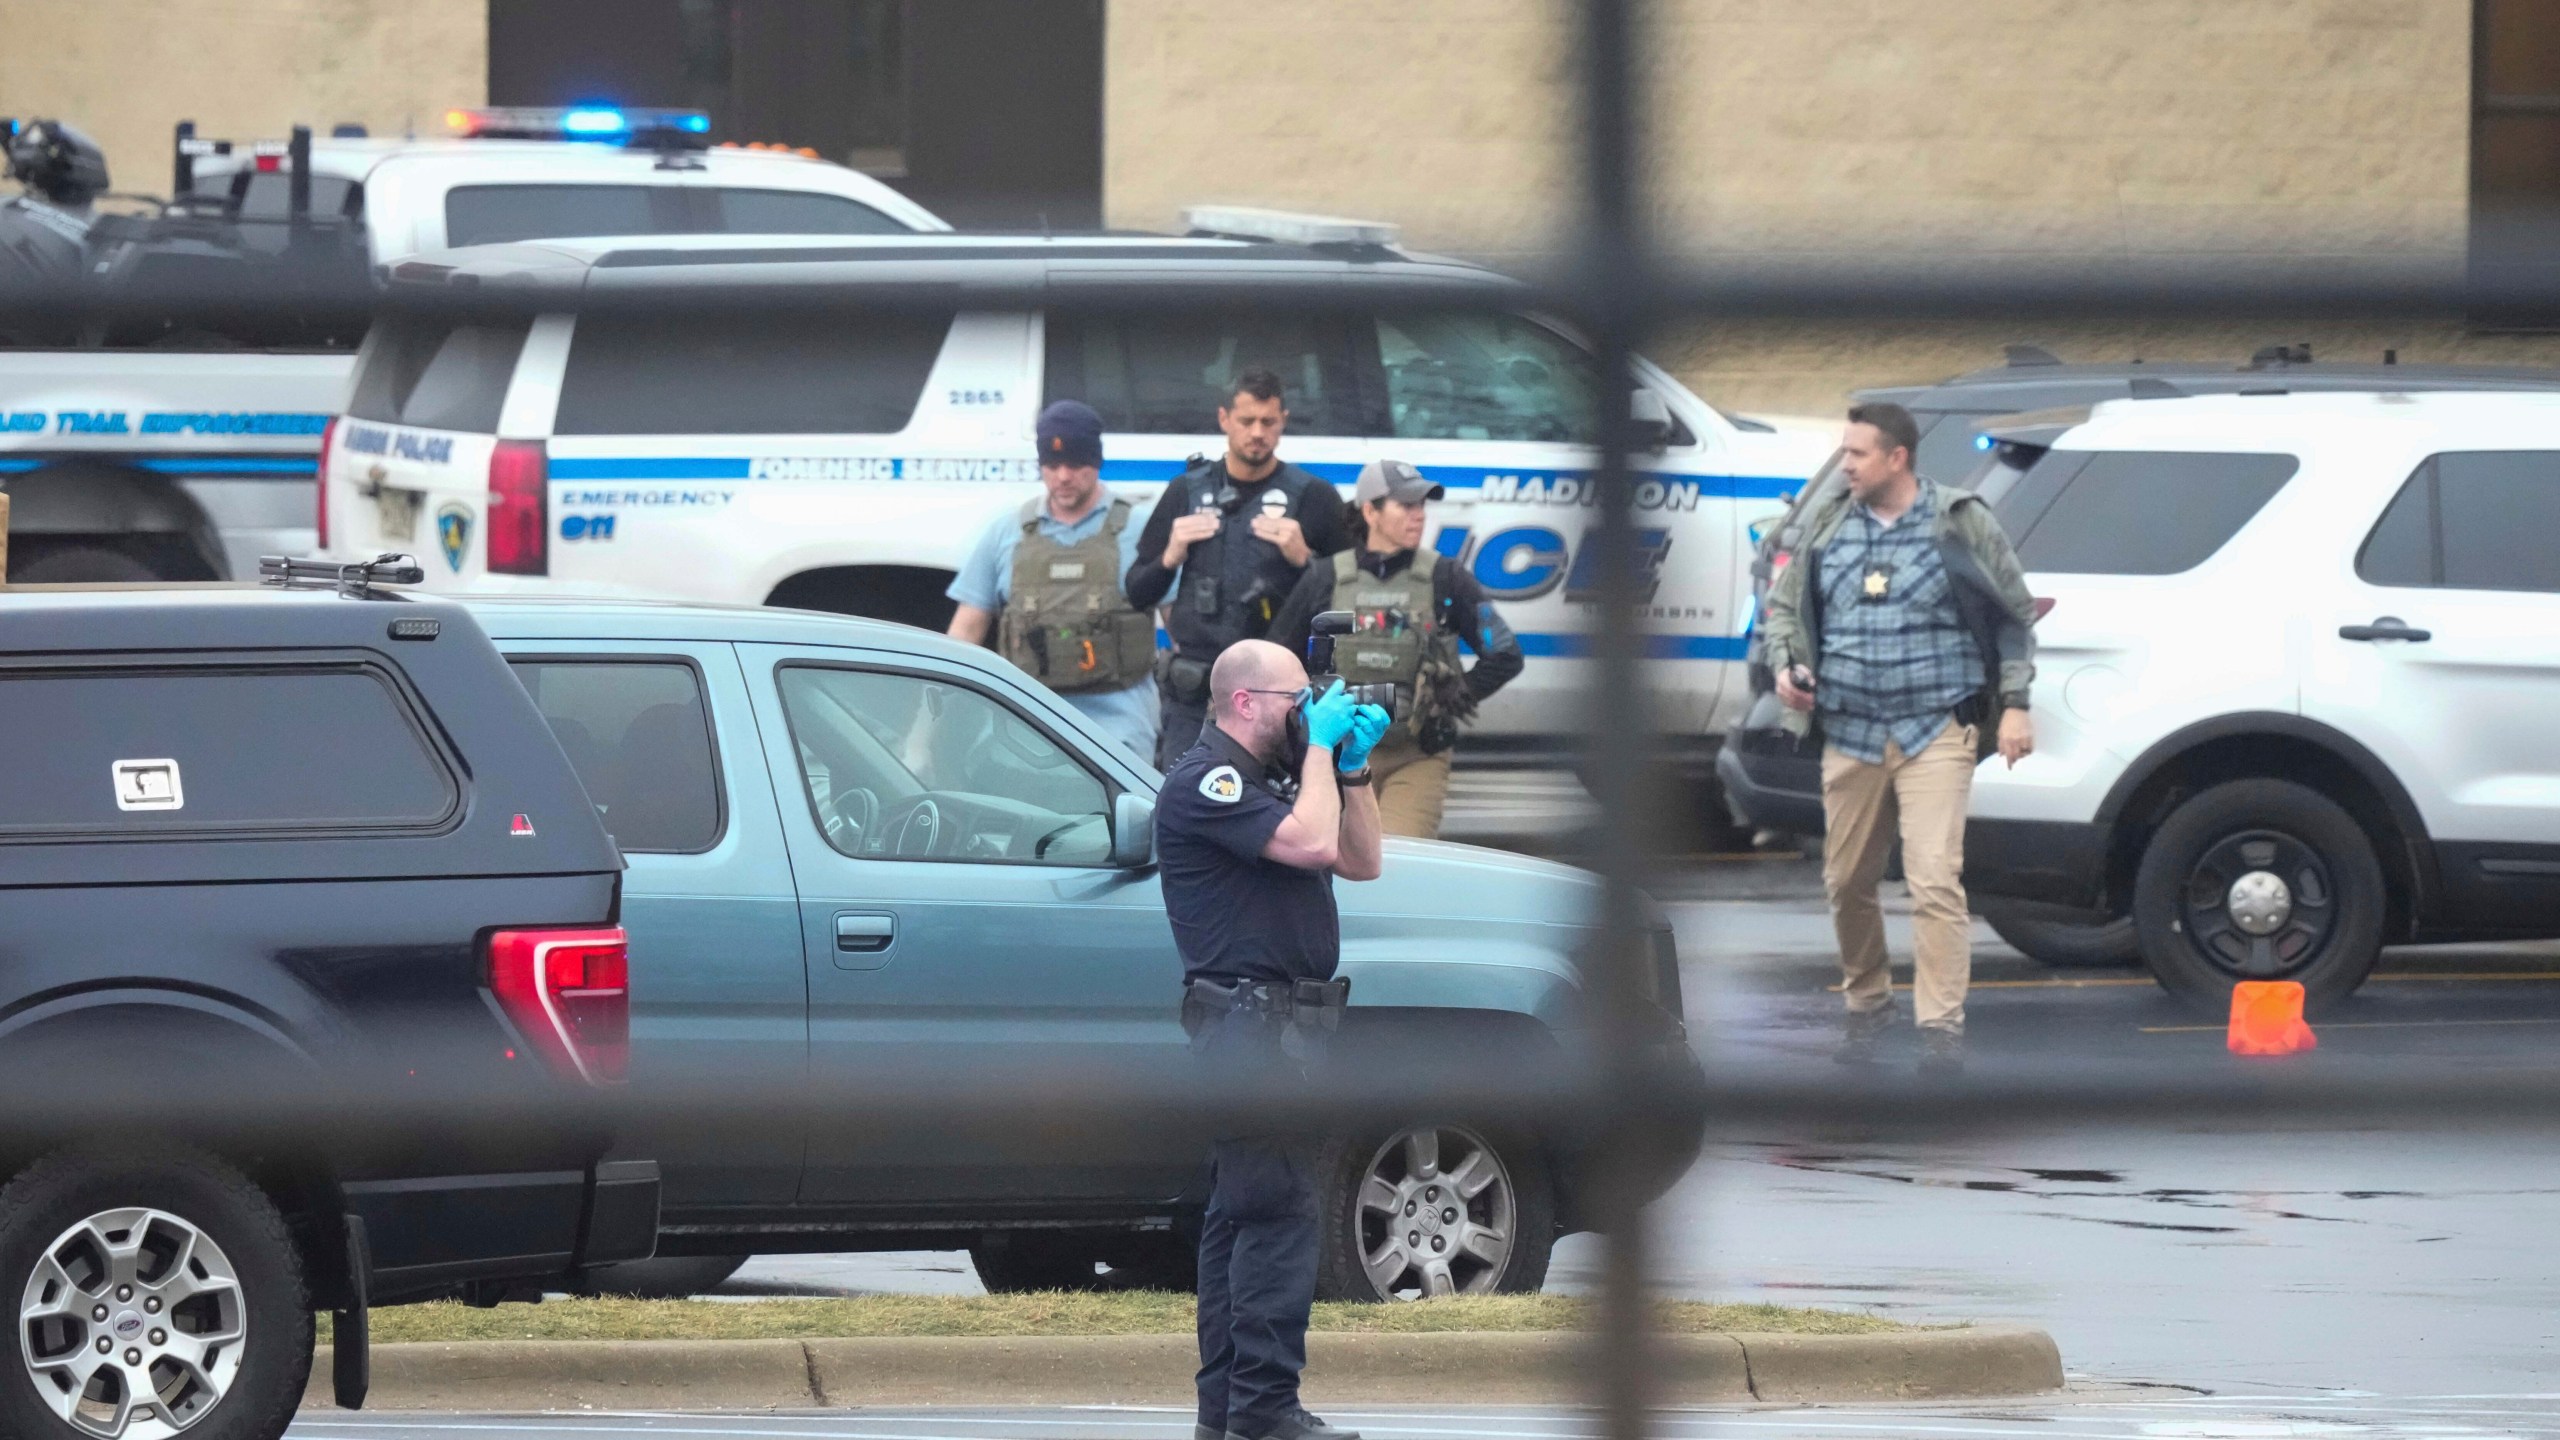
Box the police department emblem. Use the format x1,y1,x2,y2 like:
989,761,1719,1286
1200,765,1244,804
1260,495,1289,519
436,502,473,572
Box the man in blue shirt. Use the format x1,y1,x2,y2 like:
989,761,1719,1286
947,400,1159,760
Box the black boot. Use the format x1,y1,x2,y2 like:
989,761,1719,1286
1229,1408,1363,1440
1918,1024,1966,1077
1832,1003,1894,1065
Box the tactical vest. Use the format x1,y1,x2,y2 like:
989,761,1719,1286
1167,460,1320,657
1329,549,1462,744
999,497,1155,693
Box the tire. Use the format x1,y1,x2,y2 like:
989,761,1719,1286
12,548,159,584
2132,778,2387,1016
0,1147,311,1440
573,1254,748,1300
1315,1123,1554,1302
1980,901,2142,968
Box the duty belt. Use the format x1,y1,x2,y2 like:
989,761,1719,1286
1182,976,1351,1032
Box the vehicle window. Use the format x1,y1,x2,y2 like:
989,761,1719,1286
233,173,360,222
711,188,905,235
509,661,723,854
0,665,455,838
777,666,1112,866
1044,310,1364,436
1985,447,2092,544
1913,414,1988,485
1371,312,1601,444
2435,451,2560,593
2002,451,2296,576
2356,464,2436,588
445,184,680,247
347,319,529,432
555,310,951,435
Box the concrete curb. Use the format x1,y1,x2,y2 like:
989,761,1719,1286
305,1326,2061,1412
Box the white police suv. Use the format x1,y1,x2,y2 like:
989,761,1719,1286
1964,390,2560,1011
316,214,1834,764
177,106,946,264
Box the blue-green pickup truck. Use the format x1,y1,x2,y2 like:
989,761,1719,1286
470,596,1700,1302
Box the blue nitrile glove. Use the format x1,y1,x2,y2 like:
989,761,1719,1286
1301,678,1359,753
1337,703,1391,773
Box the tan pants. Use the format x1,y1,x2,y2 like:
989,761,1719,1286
1369,735,1452,839
1821,722,1977,1032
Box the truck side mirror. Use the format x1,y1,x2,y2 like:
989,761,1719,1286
1109,792,1157,869
1629,389,1675,454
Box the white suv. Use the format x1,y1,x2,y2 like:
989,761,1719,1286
1964,391,2560,1011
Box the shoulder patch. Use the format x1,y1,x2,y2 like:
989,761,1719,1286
1199,765,1244,804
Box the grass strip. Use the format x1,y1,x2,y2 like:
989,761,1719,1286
325,1293,1903,1345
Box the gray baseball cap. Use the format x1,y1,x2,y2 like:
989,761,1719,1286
1353,459,1444,506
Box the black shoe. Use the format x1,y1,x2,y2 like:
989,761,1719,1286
1832,1004,1894,1065
1198,1426,1223,1440
1228,1409,1362,1440
1918,1026,1965,1077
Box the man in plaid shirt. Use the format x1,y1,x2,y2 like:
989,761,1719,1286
1762,402,2039,1077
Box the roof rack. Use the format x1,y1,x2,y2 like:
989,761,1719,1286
1181,205,1400,250
258,553,422,599
2003,343,2063,367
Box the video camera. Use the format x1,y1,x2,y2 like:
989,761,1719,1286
2,118,110,207
1304,610,1400,719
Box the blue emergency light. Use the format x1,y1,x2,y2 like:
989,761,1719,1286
444,107,712,145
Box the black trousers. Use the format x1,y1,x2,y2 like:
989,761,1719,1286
1192,1006,1319,1434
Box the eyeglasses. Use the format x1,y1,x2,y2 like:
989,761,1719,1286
1239,687,1306,702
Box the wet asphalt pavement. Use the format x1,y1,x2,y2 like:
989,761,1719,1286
703,849,2560,1416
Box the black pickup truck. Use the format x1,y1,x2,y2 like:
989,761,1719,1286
0,565,657,1440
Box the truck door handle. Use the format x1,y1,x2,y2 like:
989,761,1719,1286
834,912,896,953
2339,617,2432,643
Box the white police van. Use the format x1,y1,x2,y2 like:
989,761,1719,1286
0,107,944,582
317,212,1833,765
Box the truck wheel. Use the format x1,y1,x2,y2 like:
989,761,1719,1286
1980,901,2141,968
1315,1123,1553,1302
574,1254,747,1300
11,548,159,584
0,1148,311,1440
2132,779,2386,1016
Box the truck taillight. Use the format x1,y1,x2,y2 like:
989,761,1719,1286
315,416,336,550
487,927,628,1085
487,439,548,575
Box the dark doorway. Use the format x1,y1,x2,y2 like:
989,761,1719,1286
486,0,1101,229
2473,0,2560,326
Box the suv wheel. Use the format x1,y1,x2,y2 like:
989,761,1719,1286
1316,1123,1553,1302
0,1149,310,1440
1980,901,2141,968
2132,779,2386,1014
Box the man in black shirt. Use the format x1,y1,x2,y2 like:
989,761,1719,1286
1158,638,1386,1440
1126,370,1351,770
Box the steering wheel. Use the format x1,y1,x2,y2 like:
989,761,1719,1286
881,795,945,857
821,787,879,851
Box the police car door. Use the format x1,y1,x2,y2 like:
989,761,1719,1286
745,644,1195,1205
1039,299,1378,573
1345,311,1737,740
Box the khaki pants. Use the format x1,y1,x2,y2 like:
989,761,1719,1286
1369,735,1452,839
1820,722,1977,1032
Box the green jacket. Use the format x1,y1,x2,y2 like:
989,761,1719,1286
1759,479,2038,754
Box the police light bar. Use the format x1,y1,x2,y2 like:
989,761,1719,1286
444,107,713,145
1182,206,1401,249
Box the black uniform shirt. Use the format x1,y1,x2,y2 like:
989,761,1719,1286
1156,725,1339,985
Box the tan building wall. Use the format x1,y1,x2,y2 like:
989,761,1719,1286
0,0,485,198
1105,0,2527,415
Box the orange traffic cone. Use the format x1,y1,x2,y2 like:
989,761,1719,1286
2227,980,2317,1056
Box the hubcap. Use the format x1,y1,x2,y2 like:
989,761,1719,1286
2180,829,2337,980
20,1208,246,1438
2225,870,2294,935
1355,1124,1516,1300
